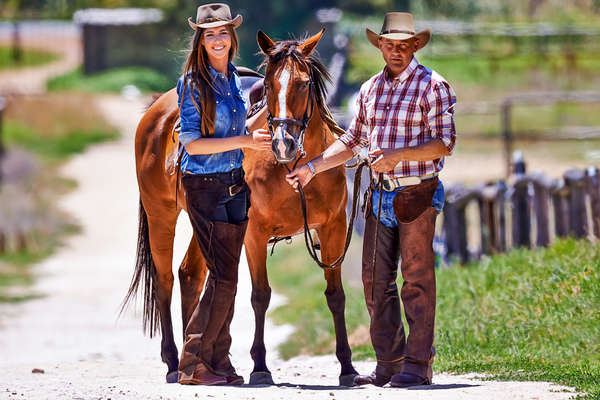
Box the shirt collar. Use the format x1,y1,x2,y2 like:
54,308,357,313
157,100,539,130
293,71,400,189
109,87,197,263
208,62,237,80
383,56,419,84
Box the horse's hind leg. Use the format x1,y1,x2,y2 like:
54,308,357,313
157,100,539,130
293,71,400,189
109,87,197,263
146,211,180,383
178,236,208,336
244,222,274,385
317,215,359,386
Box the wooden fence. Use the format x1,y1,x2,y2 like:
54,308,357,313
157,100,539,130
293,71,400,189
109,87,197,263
0,95,5,184
442,166,600,264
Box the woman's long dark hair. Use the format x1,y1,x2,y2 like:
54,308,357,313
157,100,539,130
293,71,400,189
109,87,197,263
181,24,239,137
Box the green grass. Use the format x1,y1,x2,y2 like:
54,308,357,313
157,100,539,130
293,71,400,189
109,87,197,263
268,239,369,359
0,224,79,304
347,41,600,90
347,43,600,139
0,46,58,70
47,66,172,93
267,238,600,398
4,120,118,161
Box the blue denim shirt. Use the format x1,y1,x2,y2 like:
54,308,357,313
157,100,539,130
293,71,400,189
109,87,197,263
372,180,445,228
177,63,247,174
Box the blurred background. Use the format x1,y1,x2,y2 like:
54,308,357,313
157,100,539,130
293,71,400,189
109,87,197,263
1,0,600,297
1,1,599,396
1,0,600,302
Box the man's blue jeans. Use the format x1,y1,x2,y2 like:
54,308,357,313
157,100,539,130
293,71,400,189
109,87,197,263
371,179,445,228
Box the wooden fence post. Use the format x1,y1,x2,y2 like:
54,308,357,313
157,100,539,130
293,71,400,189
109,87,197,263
586,167,600,239
501,100,513,179
511,176,531,248
479,184,500,255
564,168,588,238
532,174,552,247
0,95,5,185
497,180,507,252
443,186,470,264
551,179,570,239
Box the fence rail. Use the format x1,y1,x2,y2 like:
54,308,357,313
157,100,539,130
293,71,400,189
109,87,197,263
442,166,600,264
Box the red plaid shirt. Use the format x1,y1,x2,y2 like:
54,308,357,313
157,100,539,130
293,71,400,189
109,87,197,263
339,57,456,179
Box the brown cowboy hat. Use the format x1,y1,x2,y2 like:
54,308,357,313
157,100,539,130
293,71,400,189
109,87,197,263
366,12,430,51
188,3,242,30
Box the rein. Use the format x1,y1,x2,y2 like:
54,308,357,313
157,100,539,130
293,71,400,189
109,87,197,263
282,159,369,270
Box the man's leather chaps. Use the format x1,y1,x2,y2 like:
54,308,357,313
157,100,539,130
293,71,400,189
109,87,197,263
362,179,438,380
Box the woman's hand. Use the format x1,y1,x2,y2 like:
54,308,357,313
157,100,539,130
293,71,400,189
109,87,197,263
285,164,314,192
247,129,272,151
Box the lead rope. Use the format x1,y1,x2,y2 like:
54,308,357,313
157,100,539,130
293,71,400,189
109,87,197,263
284,160,367,270
371,172,383,301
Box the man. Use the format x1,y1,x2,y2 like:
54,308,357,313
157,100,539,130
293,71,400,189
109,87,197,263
285,12,456,388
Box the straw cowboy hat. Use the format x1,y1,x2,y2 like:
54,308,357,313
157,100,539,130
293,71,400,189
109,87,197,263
366,12,430,51
188,3,242,30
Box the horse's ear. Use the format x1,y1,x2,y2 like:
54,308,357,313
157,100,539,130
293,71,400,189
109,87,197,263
298,28,325,57
257,30,275,55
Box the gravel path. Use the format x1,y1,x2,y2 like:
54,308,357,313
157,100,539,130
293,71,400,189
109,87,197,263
0,95,578,400
0,23,81,95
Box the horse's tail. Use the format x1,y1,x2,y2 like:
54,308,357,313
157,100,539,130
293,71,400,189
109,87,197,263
119,199,160,337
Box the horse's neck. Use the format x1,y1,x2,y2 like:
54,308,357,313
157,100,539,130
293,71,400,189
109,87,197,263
305,110,333,156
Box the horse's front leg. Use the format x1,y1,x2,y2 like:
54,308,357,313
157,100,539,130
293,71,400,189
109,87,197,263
317,213,359,386
244,219,274,385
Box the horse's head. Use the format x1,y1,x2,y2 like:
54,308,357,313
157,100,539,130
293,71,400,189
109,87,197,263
257,29,326,164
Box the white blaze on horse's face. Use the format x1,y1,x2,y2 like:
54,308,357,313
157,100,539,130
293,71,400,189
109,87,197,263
274,66,291,160
277,67,290,120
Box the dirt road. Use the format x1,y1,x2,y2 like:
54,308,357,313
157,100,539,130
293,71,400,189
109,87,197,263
0,22,81,95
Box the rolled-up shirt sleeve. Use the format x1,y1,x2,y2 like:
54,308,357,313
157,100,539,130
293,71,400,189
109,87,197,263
423,78,456,155
339,84,370,154
177,75,203,147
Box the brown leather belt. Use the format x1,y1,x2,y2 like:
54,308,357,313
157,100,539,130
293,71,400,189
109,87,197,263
374,172,439,191
183,170,245,197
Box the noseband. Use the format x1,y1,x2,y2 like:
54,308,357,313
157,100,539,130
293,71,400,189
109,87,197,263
266,80,314,162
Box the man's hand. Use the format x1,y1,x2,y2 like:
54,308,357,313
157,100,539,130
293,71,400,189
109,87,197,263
248,129,272,151
285,164,314,192
369,148,402,173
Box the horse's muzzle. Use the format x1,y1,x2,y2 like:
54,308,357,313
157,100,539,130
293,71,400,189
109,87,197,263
272,128,299,164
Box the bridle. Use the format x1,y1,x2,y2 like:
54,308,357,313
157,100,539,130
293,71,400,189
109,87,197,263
265,77,314,165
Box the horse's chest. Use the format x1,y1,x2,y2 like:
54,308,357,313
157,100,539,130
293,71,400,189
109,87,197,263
250,184,331,234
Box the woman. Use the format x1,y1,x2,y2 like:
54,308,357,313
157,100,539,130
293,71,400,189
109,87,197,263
176,3,271,386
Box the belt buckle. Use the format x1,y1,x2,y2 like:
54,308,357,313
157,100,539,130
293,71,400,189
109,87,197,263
381,179,394,191
228,183,243,197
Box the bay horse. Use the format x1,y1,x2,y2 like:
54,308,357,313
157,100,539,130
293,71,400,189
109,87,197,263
124,29,358,386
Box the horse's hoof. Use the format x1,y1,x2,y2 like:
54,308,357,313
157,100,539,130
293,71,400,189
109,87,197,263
249,371,274,385
339,373,358,387
166,371,179,383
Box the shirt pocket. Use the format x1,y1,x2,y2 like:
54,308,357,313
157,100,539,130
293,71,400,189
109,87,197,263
234,90,248,113
391,94,422,128
214,100,232,137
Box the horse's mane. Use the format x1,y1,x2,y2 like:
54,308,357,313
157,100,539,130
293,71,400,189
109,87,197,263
257,40,345,137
